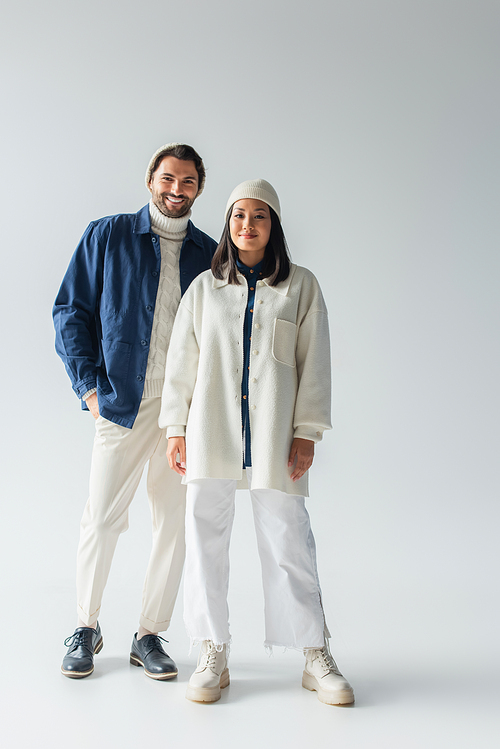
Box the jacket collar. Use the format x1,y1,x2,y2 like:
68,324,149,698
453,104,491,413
213,263,296,296
133,203,204,247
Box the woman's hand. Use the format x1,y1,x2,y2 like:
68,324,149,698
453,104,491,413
167,437,186,475
288,438,315,482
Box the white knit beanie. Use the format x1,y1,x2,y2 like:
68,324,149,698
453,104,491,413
225,179,281,221
145,142,206,196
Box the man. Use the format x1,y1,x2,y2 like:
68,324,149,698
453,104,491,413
53,143,217,680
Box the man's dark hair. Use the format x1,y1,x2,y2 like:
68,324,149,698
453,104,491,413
151,144,205,189
211,207,291,286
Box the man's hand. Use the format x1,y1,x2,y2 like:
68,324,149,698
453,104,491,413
85,392,100,420
167,437,186,475
288,438,315,482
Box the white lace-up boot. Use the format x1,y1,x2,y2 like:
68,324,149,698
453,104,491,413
302,641,354,705
186,640,230,703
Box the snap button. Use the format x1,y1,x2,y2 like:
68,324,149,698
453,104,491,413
152,271,158,277
146,305,153,311
140,340,147,346
136,375,144,382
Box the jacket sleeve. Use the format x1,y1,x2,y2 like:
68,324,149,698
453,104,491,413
293,309,333,442
159,298,200,437
52,222,105,398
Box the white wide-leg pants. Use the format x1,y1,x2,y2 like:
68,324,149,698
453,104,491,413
184,470,327,650
76,397,186,631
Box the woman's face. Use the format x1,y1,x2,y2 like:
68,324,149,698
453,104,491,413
229,199,272,258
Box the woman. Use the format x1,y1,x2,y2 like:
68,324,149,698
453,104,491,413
160,179,354,706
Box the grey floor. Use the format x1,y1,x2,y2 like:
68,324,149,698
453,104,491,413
3,632,498,749
3,481,499,749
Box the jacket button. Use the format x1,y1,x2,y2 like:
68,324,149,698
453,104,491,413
152,237,157,243
152,271,158,277
146,305,153,311
136,375,144,382
141,340,147,346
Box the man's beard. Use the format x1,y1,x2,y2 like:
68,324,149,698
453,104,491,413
151,188,194,218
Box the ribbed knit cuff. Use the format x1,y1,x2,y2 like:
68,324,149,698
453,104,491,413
82,388,97,401
142,379,164,399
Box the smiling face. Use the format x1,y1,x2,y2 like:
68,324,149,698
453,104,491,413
149,155,199,217
229,199,272,265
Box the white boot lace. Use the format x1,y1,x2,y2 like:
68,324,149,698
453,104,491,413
315,643,341,675
200,642,219,672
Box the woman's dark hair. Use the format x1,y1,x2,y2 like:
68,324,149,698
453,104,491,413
211,206,291,286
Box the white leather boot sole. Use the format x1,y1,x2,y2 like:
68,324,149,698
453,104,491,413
302,671,355,705
186,668,230,703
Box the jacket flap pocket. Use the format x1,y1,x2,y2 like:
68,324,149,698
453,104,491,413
272,319,297,368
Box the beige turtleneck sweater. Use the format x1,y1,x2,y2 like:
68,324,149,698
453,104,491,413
142,200,190,399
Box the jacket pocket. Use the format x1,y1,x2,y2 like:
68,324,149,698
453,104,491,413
99,339,132,406
272,319,297,368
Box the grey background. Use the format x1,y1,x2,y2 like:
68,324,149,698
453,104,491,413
1,1,498,747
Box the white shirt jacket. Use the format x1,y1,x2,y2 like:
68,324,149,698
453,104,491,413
159,263,332,497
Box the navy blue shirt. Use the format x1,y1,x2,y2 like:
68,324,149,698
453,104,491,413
236,258,264,467
53,204,217,428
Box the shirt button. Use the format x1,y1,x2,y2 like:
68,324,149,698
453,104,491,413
257,300,263,304
235,395,238,401
255,323,260,329
141,340,147,346
136,375,144,382
251,377,257,383
146,305,153,311
316,431,321,437
251,405,256,410
253,350,259,355
257,280,264,286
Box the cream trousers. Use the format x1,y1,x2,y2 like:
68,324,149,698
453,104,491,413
76,397,186,631
184,470,328,650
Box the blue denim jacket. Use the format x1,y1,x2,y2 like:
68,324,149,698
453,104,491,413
53,204,217,428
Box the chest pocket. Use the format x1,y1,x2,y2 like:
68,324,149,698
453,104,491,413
272,319,297,368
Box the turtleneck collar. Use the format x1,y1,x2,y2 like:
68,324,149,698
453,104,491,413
149,199,191,238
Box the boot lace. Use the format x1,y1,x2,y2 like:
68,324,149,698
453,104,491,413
200,642,219,670
316,644,341,675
